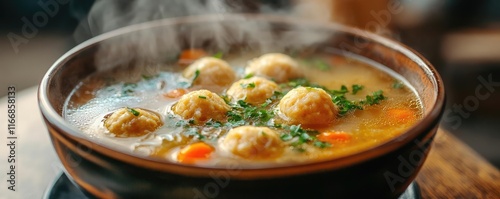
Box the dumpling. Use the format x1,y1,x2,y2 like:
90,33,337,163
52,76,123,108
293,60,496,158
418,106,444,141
104,107,162,137
245,53,303,83
220,126,283,159
226,76,279,105
183,57,236,87
278,87,337,126
172,89,230,123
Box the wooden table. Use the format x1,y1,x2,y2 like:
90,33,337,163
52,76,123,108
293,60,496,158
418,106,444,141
417,129,500,198
0,87,499,198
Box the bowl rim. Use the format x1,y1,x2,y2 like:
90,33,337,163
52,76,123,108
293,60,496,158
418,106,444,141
38,14,445,178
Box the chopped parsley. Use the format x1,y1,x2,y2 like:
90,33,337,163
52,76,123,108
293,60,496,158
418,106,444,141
279,125,330,150
213,52,224,59
240,82,256,89
352,84,364,94
221,94,231,104
141,74,157,80
226,100,274,127
185,128,205,140
360,90,386,105
314,141,332,148
122,83,138,96
270,91,283,100
183,69,201,88
175,120,189,127
175,119,196,127
192,70,200,82
127,107,140,116
243,73,254,79
198,95,207,99
392,81,404,89
205,120,223,128
332,95,363,115
260,99,273,108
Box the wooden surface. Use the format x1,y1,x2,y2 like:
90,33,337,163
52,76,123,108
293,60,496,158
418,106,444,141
417,129,500,198
0,87,499,198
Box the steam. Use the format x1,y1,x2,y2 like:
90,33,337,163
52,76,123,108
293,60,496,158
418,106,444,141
73,0,335,72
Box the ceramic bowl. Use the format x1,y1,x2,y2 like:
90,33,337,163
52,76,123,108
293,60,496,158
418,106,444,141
39,14,445,199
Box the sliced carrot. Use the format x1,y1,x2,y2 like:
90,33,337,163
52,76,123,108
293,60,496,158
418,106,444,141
164,88,188,98
177,142,214,164
178,49,207,65
387,109,416,123
317,131,351,144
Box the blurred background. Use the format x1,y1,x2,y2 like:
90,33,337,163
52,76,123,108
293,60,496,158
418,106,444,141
1,0,499,167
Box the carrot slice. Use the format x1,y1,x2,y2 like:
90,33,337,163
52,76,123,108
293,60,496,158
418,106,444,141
164,88,188,98
387,109,416,123
177,142,214,164
317,131,351,144
178,49,207,65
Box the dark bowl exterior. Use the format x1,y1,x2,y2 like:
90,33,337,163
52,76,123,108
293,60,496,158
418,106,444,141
39,15,445,199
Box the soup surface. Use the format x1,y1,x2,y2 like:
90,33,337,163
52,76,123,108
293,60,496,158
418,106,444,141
64,50,422,168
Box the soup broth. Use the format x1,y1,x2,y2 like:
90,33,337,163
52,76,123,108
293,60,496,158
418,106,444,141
64,51,422,168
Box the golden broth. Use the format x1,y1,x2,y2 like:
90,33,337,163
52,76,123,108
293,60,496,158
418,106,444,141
64,52,422,168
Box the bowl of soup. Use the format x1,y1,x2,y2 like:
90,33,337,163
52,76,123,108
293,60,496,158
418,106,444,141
39,14,444,198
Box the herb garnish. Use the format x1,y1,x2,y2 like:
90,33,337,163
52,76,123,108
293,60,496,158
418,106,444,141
141,74,157,80
352,84,364,94
392,81,404,89
213,52,224,59
205,120,223,128
361,90,386,105
280,125,330,149
198,95,207,99
240,82,256,89
127,107,140,116
182,69,202,88
226,100,274,127
192,70,200,82
122,83,138,96
185,128,205,140
243,73,254,79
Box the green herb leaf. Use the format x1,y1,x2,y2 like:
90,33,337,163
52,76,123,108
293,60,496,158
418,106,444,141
122,83,138,96
352,84,364,94
198,95,207,99
205,120,222,128
260,99,272,108
142,74,157,80
185,128,205,140
193,70,200,80
360,90,386,105
392,81,404,89
213,52,224,59
280,134,293,141
221,95,231,104
314,141,331,148
240,82,256,89
225,99,275,127
127,108,140,116
243,73,254,79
